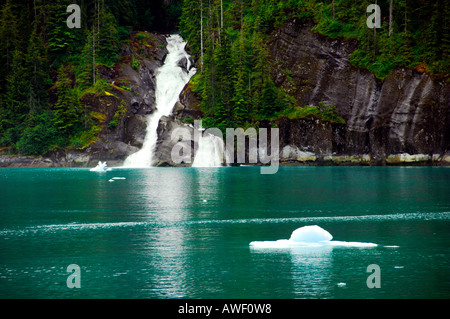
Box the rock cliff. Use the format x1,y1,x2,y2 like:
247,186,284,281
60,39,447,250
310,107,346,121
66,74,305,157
269,19,449,165
0,32,168,167
2,21,448,167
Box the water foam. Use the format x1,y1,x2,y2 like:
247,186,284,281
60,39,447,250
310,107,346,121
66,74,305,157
192,132,225,167
123,34,196,167
1,212,448,237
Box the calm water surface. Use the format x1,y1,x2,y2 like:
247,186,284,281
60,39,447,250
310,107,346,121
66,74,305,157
0,166,449,298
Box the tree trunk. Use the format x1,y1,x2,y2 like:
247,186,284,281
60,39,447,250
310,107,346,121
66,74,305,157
200,0,203,72
93,25,96,84
373,0,377,55
332,0,335,20
389,0,393,37
404,0,407,33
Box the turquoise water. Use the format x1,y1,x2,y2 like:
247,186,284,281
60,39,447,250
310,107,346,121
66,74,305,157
0,166,449,299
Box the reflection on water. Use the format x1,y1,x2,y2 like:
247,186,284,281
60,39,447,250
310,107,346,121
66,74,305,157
290,246,333,297
130,168,222,297
0,167,449,298
250,246,334,298
140,169,192,297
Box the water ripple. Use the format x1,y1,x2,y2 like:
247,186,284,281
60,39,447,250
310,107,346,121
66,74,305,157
1,212,449,237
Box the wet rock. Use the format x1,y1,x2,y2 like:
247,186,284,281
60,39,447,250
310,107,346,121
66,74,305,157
268,19,449,164
153,115,197,166
177,57,189,73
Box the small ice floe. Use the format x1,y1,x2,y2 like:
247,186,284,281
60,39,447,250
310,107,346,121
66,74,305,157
249,225,378,249
394,266,404,269
337,282,347,287
108,179,115,182
383,245,400,248
203,199,207,202
90,161,108,172
112,177,126,180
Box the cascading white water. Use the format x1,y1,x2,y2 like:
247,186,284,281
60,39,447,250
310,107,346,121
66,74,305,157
192,132,225,167
123,34,196,167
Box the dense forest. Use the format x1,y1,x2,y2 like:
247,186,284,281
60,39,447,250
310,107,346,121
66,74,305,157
181,0,449,132
0,0,448,156
0,0,183,156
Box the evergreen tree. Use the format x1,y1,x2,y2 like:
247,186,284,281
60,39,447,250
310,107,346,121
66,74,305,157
5,49,29,126
0,0,18,94
97,10,119,67
16,110,58,156
180,0,203,60
26,27,51,113
260,80,279,118
53,65,82,137
46,2,81,66
77,29,96,89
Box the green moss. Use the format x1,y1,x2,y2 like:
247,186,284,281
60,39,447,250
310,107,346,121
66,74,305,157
277,103,345,124
69,125,101,149
182,117,194,125
90,111,107,123
132,56,139,71
108,120,118,130
81,79,110,97
108,100,127,130
136,32,151,41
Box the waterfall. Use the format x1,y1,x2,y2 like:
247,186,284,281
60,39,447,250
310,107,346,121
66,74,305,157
123,34,196,167
192,131,225,167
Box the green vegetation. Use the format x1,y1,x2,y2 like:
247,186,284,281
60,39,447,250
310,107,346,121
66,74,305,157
137,32,151,41
279,103,346,124
132,56,139,71
0,0,182,156
0,0,447,156
180,0,449,131
109,101,127,131
0,0,119,155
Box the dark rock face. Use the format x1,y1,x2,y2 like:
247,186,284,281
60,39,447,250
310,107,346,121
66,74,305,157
152,81,204,166
277,116,346,157
269,19,449,164
177,56,195,73
173,83,203,121
153,115,197,167
3,25,448,168
1,33,169,168
81,33,168,166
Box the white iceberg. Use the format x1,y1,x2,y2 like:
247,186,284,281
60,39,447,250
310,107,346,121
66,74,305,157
289,225,332,242
90,161,108,172
249,225,377,249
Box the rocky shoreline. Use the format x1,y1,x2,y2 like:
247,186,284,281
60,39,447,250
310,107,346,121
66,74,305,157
1,22,448,169
1,151,449,168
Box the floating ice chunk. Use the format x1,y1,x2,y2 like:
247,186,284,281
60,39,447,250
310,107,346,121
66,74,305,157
112,177,126,180
337,282,347,287
108,179,114,182
250,239,377,249
249,225,378,249
90,161,108,172
289,225,332,242
327,240,377,248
